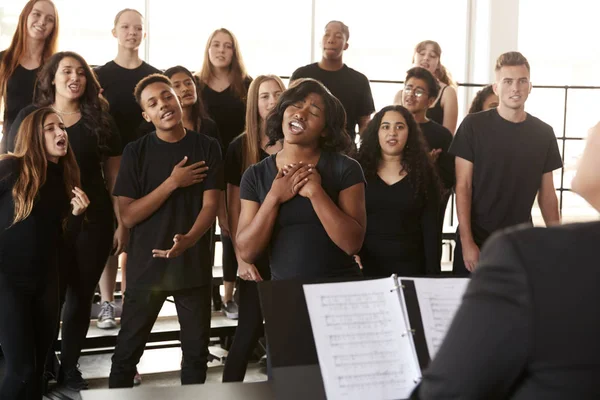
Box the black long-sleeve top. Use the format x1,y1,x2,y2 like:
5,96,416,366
412,221,600,399
0,158,81,289
358,175,440,276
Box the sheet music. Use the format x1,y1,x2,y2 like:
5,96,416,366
410,278,470,359
303,278,421,400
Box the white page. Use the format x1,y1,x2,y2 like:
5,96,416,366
303,277,421,400
409,278,470,359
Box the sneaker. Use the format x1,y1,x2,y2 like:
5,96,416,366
59,366,89,391
133,369,142,386
222,300,239,319
96,301,117,329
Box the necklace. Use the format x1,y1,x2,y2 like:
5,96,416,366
51,106,81,116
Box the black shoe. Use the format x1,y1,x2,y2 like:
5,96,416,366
58,366,89,391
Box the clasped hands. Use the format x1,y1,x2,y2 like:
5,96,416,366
270,161,322,203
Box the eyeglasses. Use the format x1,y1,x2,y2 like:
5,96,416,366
403,86,428,98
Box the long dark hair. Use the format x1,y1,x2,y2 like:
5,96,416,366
266,78,352,153
34,51,113,148
468,85,495,114
357,105,440,199
164,65,210,132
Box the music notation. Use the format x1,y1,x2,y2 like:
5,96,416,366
410,278,470,359
304,277,421,400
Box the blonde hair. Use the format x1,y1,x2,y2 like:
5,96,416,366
113,8,143,27
2,107,80,225
241,75,286,171
196,28,250,100
0,0,59,117
414,40,456,87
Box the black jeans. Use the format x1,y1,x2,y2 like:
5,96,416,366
222,277,267,381
55,216,113,372
108,285,212,388
452,228,488,276
0,269,59,400
221,234,238,283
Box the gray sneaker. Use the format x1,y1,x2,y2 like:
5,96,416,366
222,300,239,319
96,301,117,329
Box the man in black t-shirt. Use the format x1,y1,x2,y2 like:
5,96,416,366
108,74,222,388
290,21,375,141
450,52,562,275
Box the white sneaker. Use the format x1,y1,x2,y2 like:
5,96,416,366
96,301,117,329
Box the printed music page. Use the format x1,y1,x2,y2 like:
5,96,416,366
303,277,421,400
410,278,470,359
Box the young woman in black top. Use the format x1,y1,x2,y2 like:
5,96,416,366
0,0,58,153
468,84,499,114
163,66,220,144
7,51,122,391
357,105,441,276
403,40,458,134
222,75,285,382
196,28,252,318
0,107,89,399
93,8,160,339
237,78,366,281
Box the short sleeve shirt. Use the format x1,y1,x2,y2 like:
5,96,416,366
449,109,562,239
113,130,223,290
239,151,365,280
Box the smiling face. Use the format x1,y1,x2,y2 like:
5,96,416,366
413,44,440,76
281,92,327,147
53,56,86,102
493,65,531,111
321,22,348,61
208,31,234,69
170,72,197,108
43,112,68,163
112,10,144,51
378,111,408,157
258,80,283,121
140,81,183,131
26,0,56,42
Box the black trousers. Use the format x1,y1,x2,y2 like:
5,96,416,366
108,285,212,388
0,269,59,400
221,234,238,283
452,229,488,276
222,276,267,382
56,215,113,371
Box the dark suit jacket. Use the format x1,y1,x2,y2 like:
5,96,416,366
412,221,600,399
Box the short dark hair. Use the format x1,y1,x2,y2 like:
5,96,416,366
326,20,350,40
405,67,440,100
266,78,352,154
134,73,172,107
468,84,495,114
495,51,530,72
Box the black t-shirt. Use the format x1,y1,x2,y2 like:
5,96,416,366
449,109,563,240
8,105,122,217
201,78,252,153
224,133,270,276
113,130,223,291
359,175,440,277
94,61,161,146
0,50,40,152
420,120,455,189
290,63,375,140
240,151,365,280
0,158,71,287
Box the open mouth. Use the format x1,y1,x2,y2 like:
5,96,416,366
56,138,66,149
68,83,80,93
386,139,399,146
509,95,521,100
33,25,45,33
161,110,175,120
289,120,306,134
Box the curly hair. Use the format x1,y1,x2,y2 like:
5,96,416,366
357,105,440,200
34,51,113,149
266,78,352,154
468,84,496,114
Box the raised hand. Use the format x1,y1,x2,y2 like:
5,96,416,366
169,156,209,188
71,187,90,216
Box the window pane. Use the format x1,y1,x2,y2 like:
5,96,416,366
525,88,565,138
561,191,600,224
565,89,600,139
561,139,586,190
147,0,312,75
519,0,600,86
